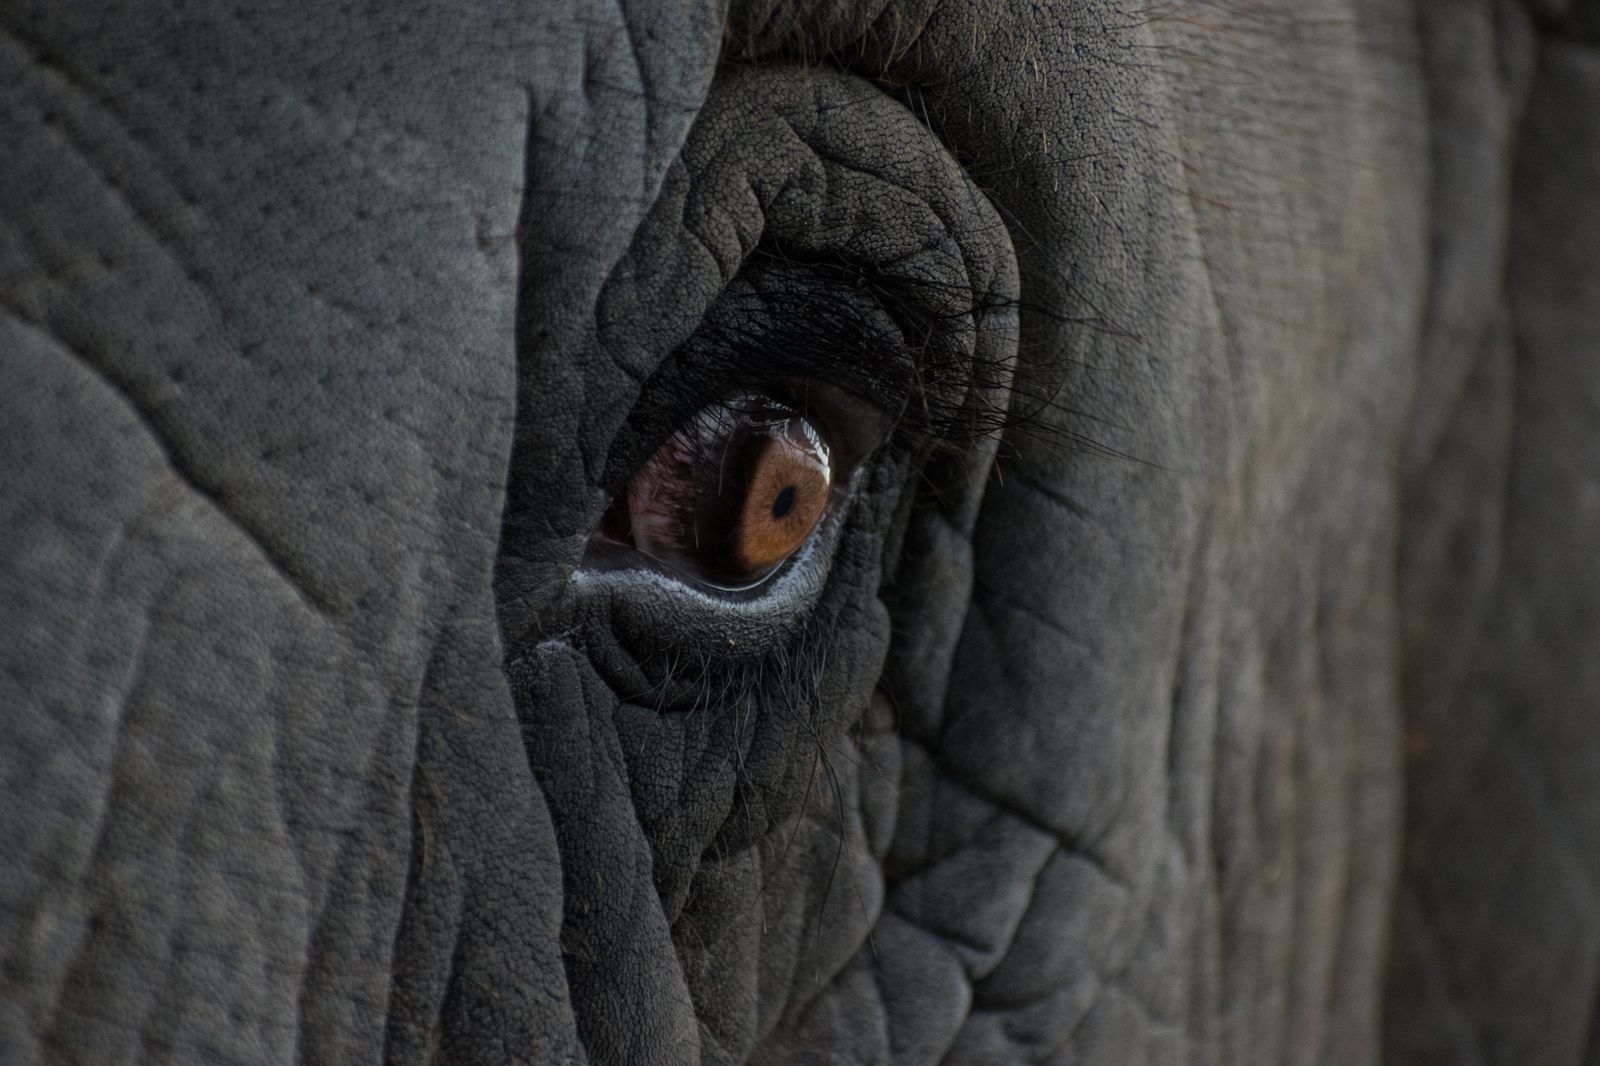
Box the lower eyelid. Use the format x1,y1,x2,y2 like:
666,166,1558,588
547,457,888,710
574,508,838,622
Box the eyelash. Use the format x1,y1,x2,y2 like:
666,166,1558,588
612,252,1017,494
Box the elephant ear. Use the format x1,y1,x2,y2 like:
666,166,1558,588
0,1,718,1061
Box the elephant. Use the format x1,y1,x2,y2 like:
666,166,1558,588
3,0,1599,1061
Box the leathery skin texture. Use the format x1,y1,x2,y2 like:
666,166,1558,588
2,0,1598,1063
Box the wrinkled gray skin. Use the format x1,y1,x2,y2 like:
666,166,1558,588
3,0,1600,1062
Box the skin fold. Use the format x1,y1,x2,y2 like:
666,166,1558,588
1,0,1597,1063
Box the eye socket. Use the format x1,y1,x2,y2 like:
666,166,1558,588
590,389,876,590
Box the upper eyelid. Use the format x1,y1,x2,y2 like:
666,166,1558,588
598,263,911,487
588,65,1019,446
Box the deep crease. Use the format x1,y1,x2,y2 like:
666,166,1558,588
0,302,336,619
898,734,1129,892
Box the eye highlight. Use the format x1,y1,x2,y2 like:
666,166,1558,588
593,392,849,590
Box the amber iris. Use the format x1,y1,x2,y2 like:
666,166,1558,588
734,433,830,574
602,395,834,588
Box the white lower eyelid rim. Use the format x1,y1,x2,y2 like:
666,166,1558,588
571,511,832,615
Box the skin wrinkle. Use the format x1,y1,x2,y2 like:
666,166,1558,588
7,318,323,1058
720,2,1420,1056
889,816,1057,970
595,70,1017,1049
0,93,340,617
36,620,148,1048
3,0,1598,1063
0,25,213,280
779,742,888,979
1384,10,1600,1061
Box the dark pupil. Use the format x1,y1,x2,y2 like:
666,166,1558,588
771,485,796,519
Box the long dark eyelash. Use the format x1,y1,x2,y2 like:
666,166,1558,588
608,235,1145,495
613,247,1019,476
720,248,1021,446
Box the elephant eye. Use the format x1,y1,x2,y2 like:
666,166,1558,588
592,391,860,589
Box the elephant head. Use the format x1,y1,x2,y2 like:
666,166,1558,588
4,0,1599,1062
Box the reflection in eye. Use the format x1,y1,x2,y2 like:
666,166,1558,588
597,393,837,589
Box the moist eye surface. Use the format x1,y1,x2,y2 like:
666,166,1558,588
589,390,854,590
